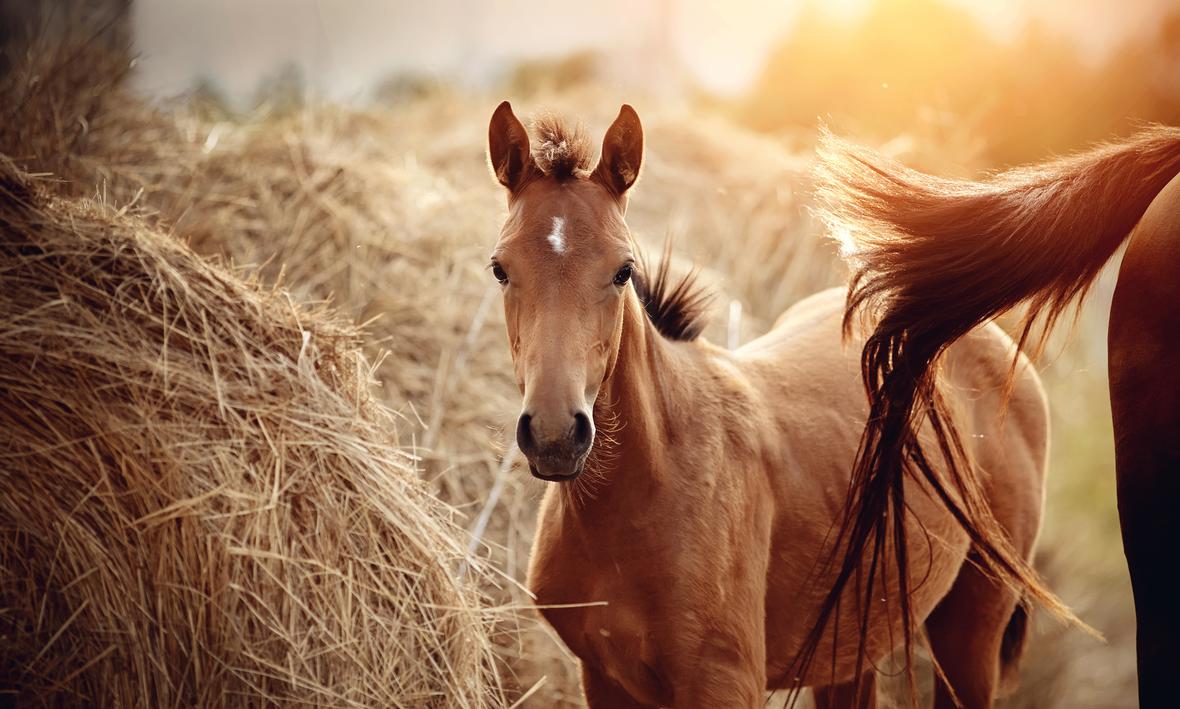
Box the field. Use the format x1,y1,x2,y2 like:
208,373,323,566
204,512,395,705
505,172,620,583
0,39,1137,706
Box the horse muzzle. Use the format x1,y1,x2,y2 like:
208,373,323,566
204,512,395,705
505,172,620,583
516,410,593,481
527,456,587,481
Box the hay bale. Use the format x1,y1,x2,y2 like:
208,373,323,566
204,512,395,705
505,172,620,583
0,159,504,706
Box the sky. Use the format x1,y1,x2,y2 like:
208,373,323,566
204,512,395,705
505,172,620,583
131,0,1177,102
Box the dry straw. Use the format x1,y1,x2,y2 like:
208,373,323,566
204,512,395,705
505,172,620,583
0,149,503,704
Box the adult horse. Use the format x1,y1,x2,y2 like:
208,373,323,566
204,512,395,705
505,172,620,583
812,125,1180,708
485,101,1048,708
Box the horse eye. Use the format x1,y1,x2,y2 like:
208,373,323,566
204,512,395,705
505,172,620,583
613,264,633,287
492,262,508,284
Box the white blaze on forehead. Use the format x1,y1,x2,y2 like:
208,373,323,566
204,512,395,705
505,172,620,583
547,216,567,254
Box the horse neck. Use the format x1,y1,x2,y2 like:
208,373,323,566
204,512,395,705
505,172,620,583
559,289,681,513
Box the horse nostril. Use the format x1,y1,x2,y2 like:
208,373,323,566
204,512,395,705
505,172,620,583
572,411,593,454
516,413,535,454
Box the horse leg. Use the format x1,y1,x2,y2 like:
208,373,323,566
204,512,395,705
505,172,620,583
812,672,877,709
1110,399,1180,707
673,642,765,709
581,663,655,709
1108,178,1180,707
924,551,1022,709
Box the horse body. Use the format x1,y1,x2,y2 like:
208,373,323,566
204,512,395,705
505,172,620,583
527,286,1047,707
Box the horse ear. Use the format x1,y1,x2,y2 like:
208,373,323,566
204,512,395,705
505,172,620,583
594,104,643,196
488,101,534,192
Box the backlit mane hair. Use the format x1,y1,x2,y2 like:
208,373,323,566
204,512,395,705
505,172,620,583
633,241,713,342
530,112,593,179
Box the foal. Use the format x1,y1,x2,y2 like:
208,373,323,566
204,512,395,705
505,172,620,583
486,102,1048,708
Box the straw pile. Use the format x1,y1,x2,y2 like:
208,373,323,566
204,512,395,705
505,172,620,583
0,156,504,704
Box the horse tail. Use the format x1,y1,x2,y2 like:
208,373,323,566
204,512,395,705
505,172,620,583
787,125,1180,689
998,597,1031,696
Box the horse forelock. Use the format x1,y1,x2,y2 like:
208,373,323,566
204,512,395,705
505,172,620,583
530,111,594,180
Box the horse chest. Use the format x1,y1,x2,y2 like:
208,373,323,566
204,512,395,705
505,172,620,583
536,579,671,704
530,513,674,703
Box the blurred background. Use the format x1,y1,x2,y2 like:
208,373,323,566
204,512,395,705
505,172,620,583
5,0,1177,705
125,0,1180,165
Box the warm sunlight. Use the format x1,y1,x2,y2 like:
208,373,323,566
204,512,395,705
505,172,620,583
3,1,1178,707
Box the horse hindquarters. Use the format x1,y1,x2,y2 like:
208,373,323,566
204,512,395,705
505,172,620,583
1108,173,1180,708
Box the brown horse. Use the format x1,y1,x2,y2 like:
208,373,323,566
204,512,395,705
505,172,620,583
811,126,1180,708
486,101,1049,708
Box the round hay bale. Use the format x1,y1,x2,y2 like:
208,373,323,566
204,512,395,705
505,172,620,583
0,159,504,706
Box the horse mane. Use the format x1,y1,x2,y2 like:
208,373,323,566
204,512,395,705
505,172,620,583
530,112,593,180
787,125,1180,694
633,241,712,342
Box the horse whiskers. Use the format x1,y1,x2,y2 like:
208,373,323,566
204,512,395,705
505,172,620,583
565,464,605,508
557,399,623,507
